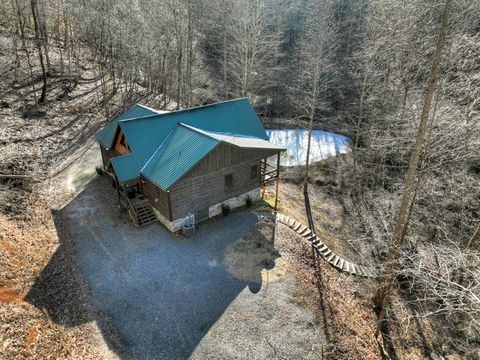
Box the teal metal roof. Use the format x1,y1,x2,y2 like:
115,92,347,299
110,153,142,183
181,124,286,150
95,98,278,188
141,126,219,190
94,104,164,148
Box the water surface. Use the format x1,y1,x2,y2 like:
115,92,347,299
266,129,350,166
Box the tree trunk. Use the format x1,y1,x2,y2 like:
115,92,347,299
374,0,453,334
31,0,48,103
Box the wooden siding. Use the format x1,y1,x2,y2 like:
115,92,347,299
140,176,170,219
185,143,277,178
112,127,130,155
169,143,279,220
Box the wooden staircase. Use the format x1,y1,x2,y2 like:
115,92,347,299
276,213,377,278
126,194,158,227
133,203,157,226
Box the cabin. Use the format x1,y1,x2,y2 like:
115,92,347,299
95,98,285,232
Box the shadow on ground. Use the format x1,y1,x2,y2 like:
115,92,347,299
26,176,274,359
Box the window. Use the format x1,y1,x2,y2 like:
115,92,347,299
250,165,258,180
224,174,233,191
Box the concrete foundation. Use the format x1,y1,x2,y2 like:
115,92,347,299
153,187,261,232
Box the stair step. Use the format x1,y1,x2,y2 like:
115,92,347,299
277,214,285,222
131,203,158,227
326,253,336,262
306,235,316,242
333,255,341,267
287,219,295,227
297,225,307,234
312,238,320,245
317,244,328,252
293,223,302,232
351,264,359,275
139,219,157,226
320,248,331,256
359,266,369,277
300,228,312,237
318,244,329,252
337,258,345,270
342,261,350,272
329,254,339,265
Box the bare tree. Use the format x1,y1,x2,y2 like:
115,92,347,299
398,242,480,339
374,0,454,334
225,0,281,99
287,1,337,228
30,0,48,103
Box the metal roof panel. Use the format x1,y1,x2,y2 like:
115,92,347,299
110,153,142,183
94,104,166,148
141,126,220,190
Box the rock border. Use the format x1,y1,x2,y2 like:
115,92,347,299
276,213,377,278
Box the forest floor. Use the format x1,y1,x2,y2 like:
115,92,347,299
265,159,468,360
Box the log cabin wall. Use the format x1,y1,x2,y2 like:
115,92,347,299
168,143,278,220
141,176,171,220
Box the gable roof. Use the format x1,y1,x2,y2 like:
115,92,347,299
95,98,284,187
95,104,169,148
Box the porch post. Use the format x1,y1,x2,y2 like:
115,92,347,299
115,176,122,210
261,158,266,199
274,153,280,211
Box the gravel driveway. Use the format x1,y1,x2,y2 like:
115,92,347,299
63,177,325,359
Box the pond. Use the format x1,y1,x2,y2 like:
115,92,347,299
266,129,350,167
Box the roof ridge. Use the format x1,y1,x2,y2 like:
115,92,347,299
180,123,285,151
180,123,261,140
136,103,169,114
118,98,249,124
140,127,177,173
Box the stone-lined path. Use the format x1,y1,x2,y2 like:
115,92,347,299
276,213,377,278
